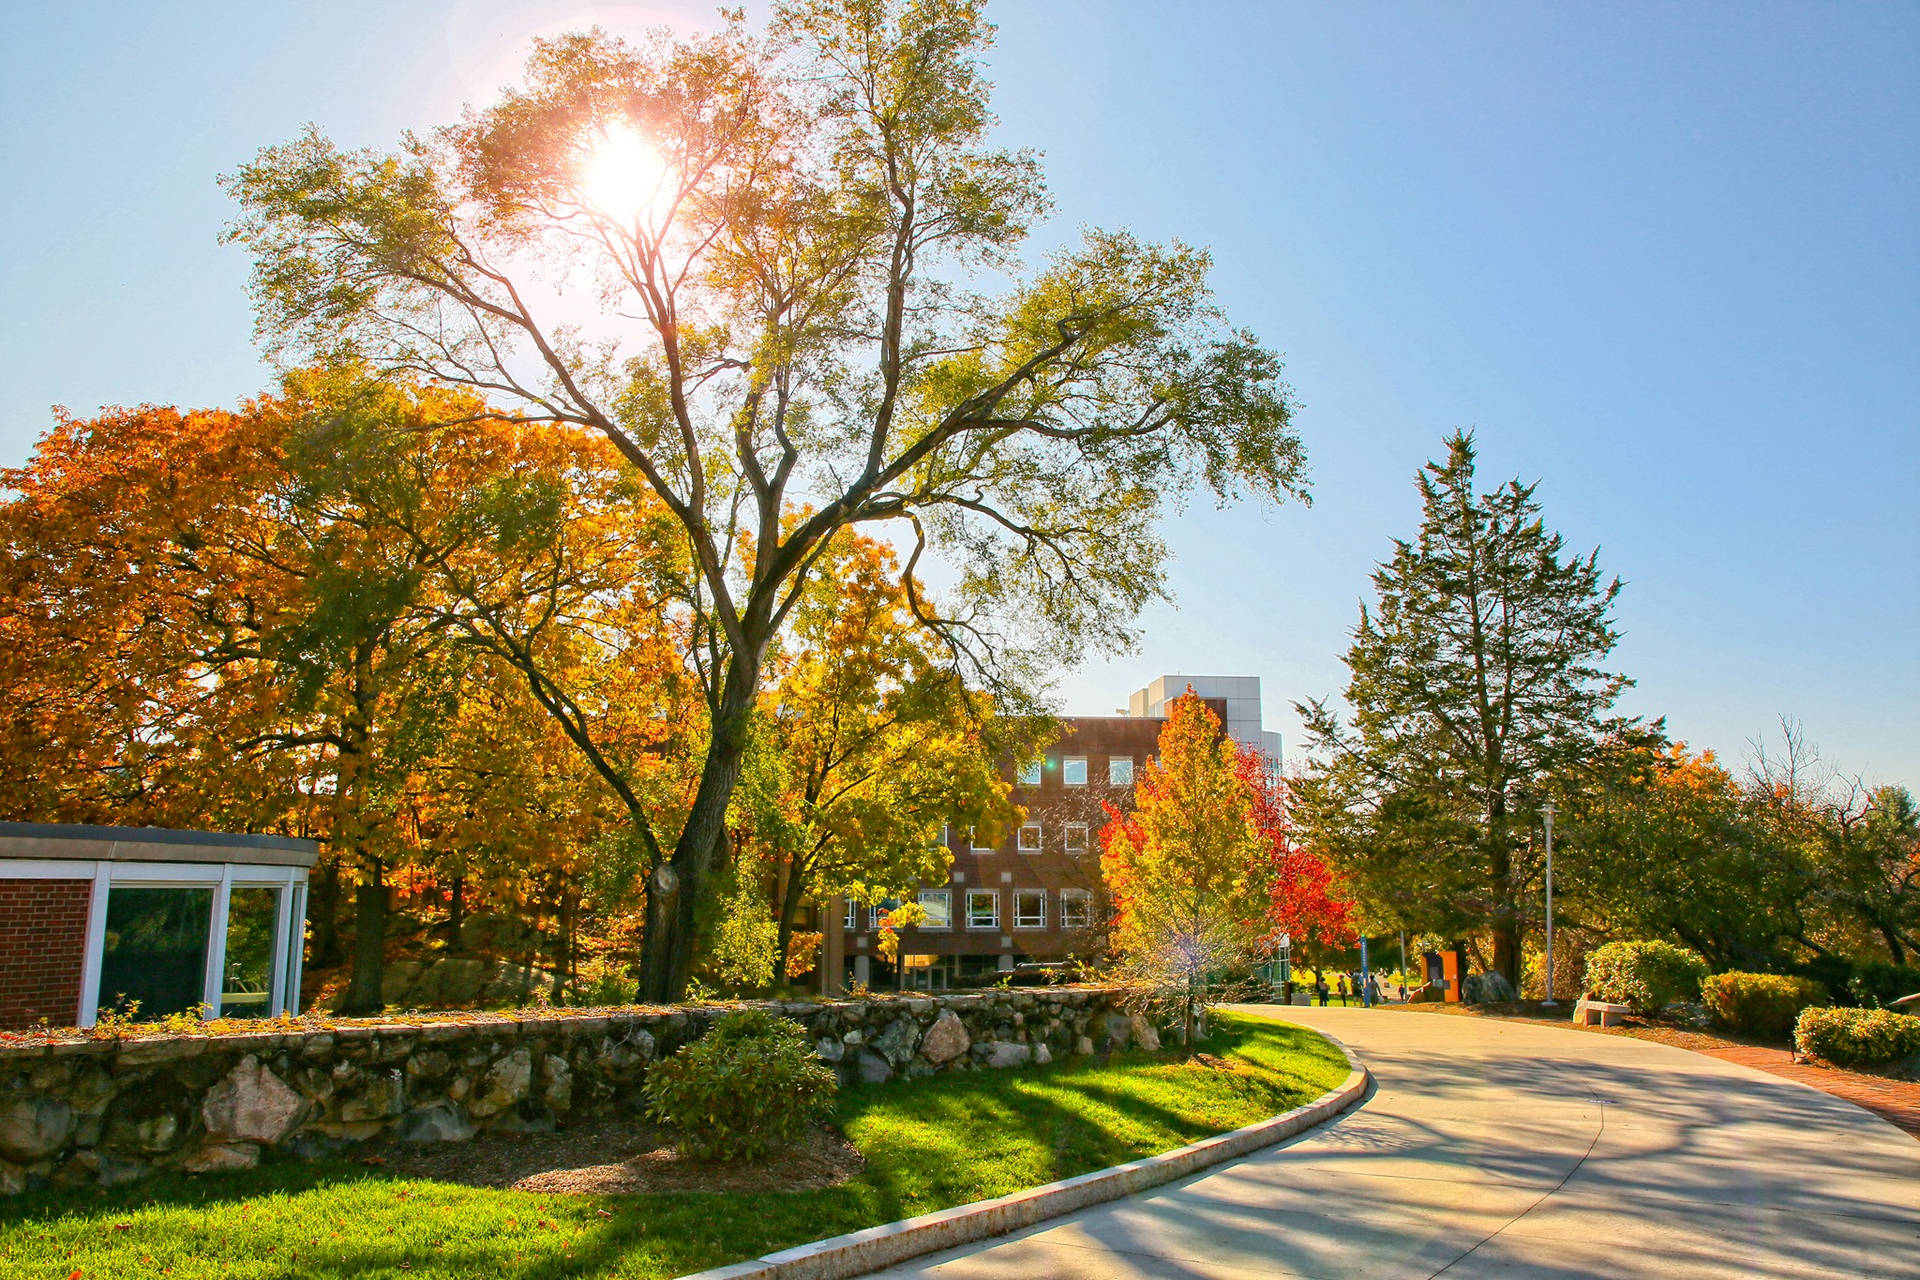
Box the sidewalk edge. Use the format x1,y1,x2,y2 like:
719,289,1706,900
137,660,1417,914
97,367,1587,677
679,1020,1369,1280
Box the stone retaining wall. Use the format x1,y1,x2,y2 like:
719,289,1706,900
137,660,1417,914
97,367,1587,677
0,987,1168,1194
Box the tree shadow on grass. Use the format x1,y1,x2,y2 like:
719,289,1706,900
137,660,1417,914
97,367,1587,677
0,1014,1344,1280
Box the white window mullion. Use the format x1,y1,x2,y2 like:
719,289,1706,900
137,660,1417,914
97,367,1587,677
203,865,234,1018
77,862,111,1028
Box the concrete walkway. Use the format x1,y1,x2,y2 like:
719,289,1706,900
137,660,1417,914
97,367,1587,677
866,1005,1920,1279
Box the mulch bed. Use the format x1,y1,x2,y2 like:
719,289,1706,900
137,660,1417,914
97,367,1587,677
364,1117,865,1195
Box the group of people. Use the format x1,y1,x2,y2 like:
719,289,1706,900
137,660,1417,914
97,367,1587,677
1309,970,1398,1007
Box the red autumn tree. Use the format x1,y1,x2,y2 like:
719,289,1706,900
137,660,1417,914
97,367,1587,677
1237,751,1356,957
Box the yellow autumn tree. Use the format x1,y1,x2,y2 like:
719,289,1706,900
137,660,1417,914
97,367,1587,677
1100,692,1271,1044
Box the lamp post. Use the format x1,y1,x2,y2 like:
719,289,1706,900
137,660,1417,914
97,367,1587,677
1541,800,1558,1006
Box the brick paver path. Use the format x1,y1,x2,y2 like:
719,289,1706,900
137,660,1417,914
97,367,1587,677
1682,1039,1920,1139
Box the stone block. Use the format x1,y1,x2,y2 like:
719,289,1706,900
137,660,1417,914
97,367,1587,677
467,1047,532,1118
203,1056,305,1145
920,1010,970,1065
184,1142,259,1174
982,1042,1031,1069
0,1096,73,1164
399,1101,475,1143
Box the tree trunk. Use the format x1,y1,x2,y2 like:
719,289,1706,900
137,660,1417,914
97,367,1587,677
637,654,763,1002
445,874,466,953
550,892,575,1004
340,860,387,1014
307,858,345,969
1880,924,1906,966
771,854,812,990
1487,791,1522,989
1490,920,1522,994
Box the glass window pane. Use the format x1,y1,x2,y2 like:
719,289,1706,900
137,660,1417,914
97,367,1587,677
1109,757,1134,786
221,887,280,1018
917,890,952,929
99,887,212,1020
1063,757,1087,786
1017,759,1043,786
1018,823,1042,852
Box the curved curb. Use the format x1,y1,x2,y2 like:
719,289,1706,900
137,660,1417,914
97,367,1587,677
680,1022,1369,1280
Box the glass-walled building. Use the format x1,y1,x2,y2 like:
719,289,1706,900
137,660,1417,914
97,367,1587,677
0,823,315,1030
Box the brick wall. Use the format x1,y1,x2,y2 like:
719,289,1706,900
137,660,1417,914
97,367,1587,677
0,879,92,1030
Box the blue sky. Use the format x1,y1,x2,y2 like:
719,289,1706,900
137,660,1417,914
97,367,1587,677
3,2,1915,783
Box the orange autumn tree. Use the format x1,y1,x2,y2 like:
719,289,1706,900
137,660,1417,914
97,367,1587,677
1100,691,1273,1045
0,377,683,1014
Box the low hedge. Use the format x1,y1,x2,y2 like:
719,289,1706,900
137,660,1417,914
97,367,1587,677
1584,940,1709,1015
1700,971,1828,1039
1793,1006,1920,1068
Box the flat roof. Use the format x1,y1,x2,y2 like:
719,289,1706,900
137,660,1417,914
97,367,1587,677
0,822,319,869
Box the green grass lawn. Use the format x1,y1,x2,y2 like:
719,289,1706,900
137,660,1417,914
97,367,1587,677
0,1010,1347,1280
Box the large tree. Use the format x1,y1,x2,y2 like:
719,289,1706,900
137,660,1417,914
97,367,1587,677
1296,431,1633,987
223,0,1308,999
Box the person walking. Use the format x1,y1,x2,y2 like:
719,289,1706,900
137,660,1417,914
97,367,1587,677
1315,974,1329,1007
1366,973,1382,1006
1337,974,1350,1006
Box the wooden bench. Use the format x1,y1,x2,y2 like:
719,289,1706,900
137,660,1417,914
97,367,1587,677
1573,998,1631,1027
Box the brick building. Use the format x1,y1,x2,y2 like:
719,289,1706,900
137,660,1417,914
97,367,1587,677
0,823,317,1031
822,675,1282,991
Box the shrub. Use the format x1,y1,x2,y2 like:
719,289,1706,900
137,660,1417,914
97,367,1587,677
1699,971,1827,1039
642,1007,837,1160
1794,1006,1920,1068
1583,941,1709,1015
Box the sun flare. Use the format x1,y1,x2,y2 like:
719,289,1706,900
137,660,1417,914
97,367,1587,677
578,123,668,222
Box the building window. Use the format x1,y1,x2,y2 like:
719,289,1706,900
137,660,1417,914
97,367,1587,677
1060,889,1093,930
1017,758,1043,786
1064,823,1089,856
99,886,212,1020
1109,756,1135,786
1014,889,1046,929
917,889,952,930
844,900,859,930
1018,822,1042,853
966,890,999,930
1063,756,1087,786
871,898,901,930
220,886,281,1018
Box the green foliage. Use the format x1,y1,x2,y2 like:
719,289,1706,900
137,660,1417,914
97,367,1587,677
1699,971,1828,1039
1583,940,1708,1014
1294,431,1633,985
1793,1006,1920,1067
642,1009,837,1160
1564,741,1812,972
704,875,782,991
